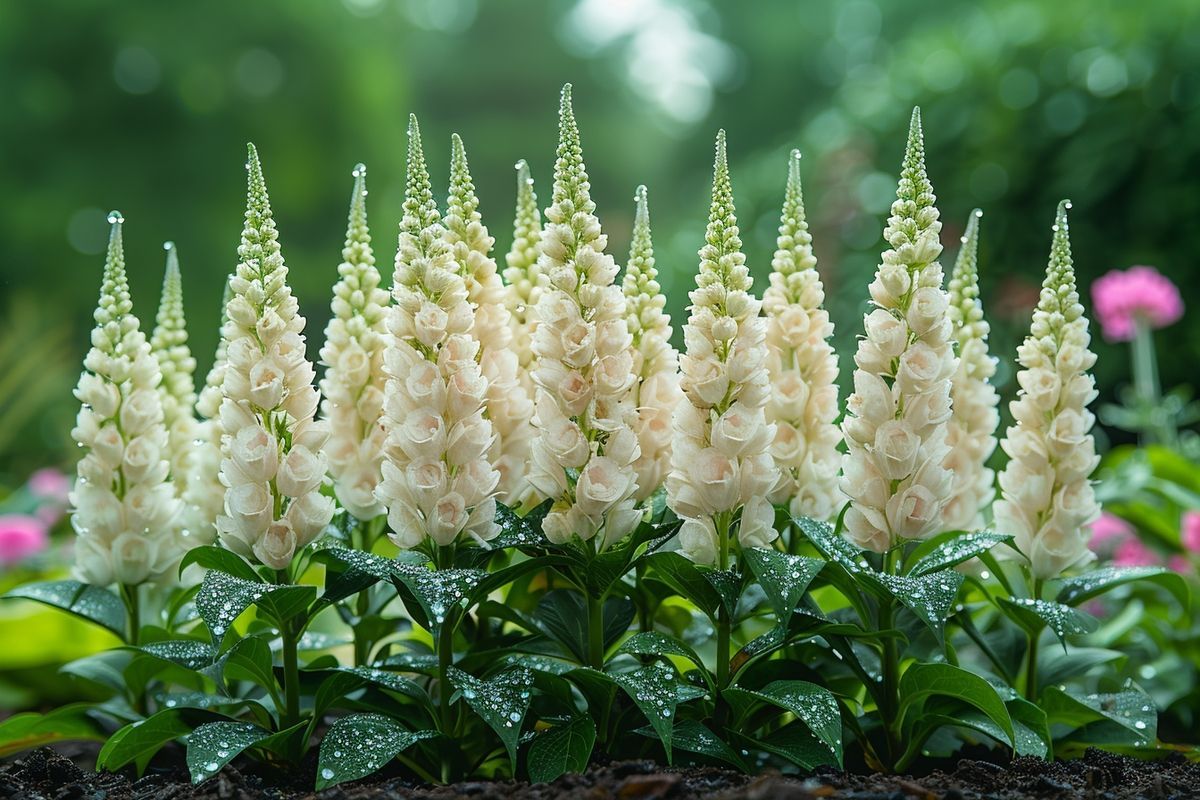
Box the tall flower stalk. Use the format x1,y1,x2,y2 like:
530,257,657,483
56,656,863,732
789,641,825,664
216,145,334,726
319,163,390,527
839,109,954,762
71,212,181,642
186,283,232,545
503,159,544,397
763,150,841,526
942,209,999,532
667,130,779,690
445,134,534,507
623,185,680,503
994,200,1101,700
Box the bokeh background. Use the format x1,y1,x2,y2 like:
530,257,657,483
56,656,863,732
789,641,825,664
1,0,1198,480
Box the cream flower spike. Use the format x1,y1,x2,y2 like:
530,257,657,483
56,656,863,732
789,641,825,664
528,84,642,551
667,130,780,565
445,134,534,506
503,158,544,391
375,115,501,551
319,163,390,523
215,144,335,571
994,200,1100,580
185,282,233,545
763,150,842,521
623,185,680,503
942,209,1000,532
839,108,955,554
71,212,182,587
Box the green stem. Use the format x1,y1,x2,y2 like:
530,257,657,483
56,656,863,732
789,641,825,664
121,583,140,645
587,589,606,671
434,545,455,782
880,548,901,769
276,569,300,730
1024,577,1044,702
353,588,371,667
715,512,732,690
1132,316,1174,446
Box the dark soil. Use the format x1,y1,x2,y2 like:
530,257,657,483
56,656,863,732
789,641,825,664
2,746,1198,800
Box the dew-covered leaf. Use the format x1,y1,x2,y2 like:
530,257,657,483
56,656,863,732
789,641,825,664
0,705,106,758
1042,684,1156,745
792,517,867,574
611,663,706,763
186,720,270,784
380,652,439,674
898,663,1013,748
311,666,431,718
138,640,214,671
313,546,406,603
702,568,741,620
636,719,746,770
618,632,707,679
747,718,841,770
907,531,1013,577
878,570,964,639
315,713,437,789
179,546,261,583
1056,566,1188,608
97,709,189,774
742,548,823,627
392,566,485,637
642,552,722,619
195,571,315,643
3,580,126,639
723,680,842,765
491,500,551,550
527,716,595,784
997,597,1099,647
449,666,534,770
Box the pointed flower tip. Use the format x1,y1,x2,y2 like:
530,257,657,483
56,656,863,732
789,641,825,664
514,158,528,172
451,131,464,148
973,207,983,219
561,82,573,99
408,113,421,136
910,106,921,124
790,148,802,161
635,184,648,202
1057,198,1073,216
352,162,367,178
106,209,124,225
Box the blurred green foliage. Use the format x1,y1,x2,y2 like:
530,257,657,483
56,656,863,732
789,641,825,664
1,0,1198,479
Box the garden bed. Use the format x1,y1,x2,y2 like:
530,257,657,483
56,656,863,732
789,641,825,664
3,747,1197,800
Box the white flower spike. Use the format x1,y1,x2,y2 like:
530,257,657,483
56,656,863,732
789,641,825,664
995,200,1100,580
839,108,955,554
71,212,182,587
186,282,232,545
215,144,335,571
503,158,545,396
529,84,642,551
763,150,842,521
319,163,391,523
667,130,780,565
375,115,501,550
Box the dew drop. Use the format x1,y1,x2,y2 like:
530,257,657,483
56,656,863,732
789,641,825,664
107,210,124,224
321,767,335,780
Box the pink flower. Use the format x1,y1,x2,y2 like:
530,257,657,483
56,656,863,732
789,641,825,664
1168,555,1192,575
28,468,70,504
1113,537,1159,568
1091,266,1184,342
1182,511,1200,553
1089,512,1134,549
0,515,49,565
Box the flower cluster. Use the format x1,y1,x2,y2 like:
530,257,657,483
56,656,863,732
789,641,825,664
149,243,201,544
319,164,391,522
528,85,641,550
668,131,779,565
186,285,232,545
1091,265,1184,342
995,201,1101,580
502,159,545,396
622,186,681,503
762,151,841,521
942,210,1000,532
215,146,334,570
445,135,534,506
71,213,182,586
840,109,955,554
375,116,501,550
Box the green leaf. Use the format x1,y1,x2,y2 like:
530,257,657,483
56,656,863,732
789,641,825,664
907,531,1013,577
1039,647,1126,688
898,663,1014,748
527,716,595,783
392,566,486,637
611,664,706,764
223,636,276,690
749,719,841,770
194,571,315,643
1056,566,1188,607
638,719,747,770
0,705,107,757
617,632,709,686
742,548,823,627
315,713,437,789
723,680,842,765
793,516,871,575
2,580,126,639
491,500,552,550
879,570,964,639
1042,685,1156,745
312,546,405,603
642,552,722,619
97,708,190,774
179,546,261,583
186,720,270,783
997,598,1098,647
137,640,215,671
1008,697,1052,758
60,651,132,693
449,666,533,771
535,590,590,664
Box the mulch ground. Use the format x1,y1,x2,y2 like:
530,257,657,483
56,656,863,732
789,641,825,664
2,746,1197,799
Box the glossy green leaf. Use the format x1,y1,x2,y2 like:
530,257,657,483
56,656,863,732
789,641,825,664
0,705,106,757
997,597,1099,646
3,580,126,639
611,663,705,763
186,720,270,783
527,716,595,783
315,713,437,789
642,552,722,619
195,571,315,643
449,666,534,770
617,632,708,682
1042,684,1156,745
723,680,842,765
638,719,746,770
137,640,214,671
223,636,276,689
1055,566,1188,608
742,548,823,627
879,570,964,638
907,531,1013,577
179,546,261,583
491,500,551,550
898,662,1014,748
392,566,486,637
97,708,189,774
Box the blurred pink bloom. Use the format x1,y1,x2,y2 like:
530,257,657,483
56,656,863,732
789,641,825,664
0,515,49,565
1091,265,1184,342
1113,537,1159,568
1168,555,1192,574
1090,513,1134,548
28,468,70,504
1182,511,1200,553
